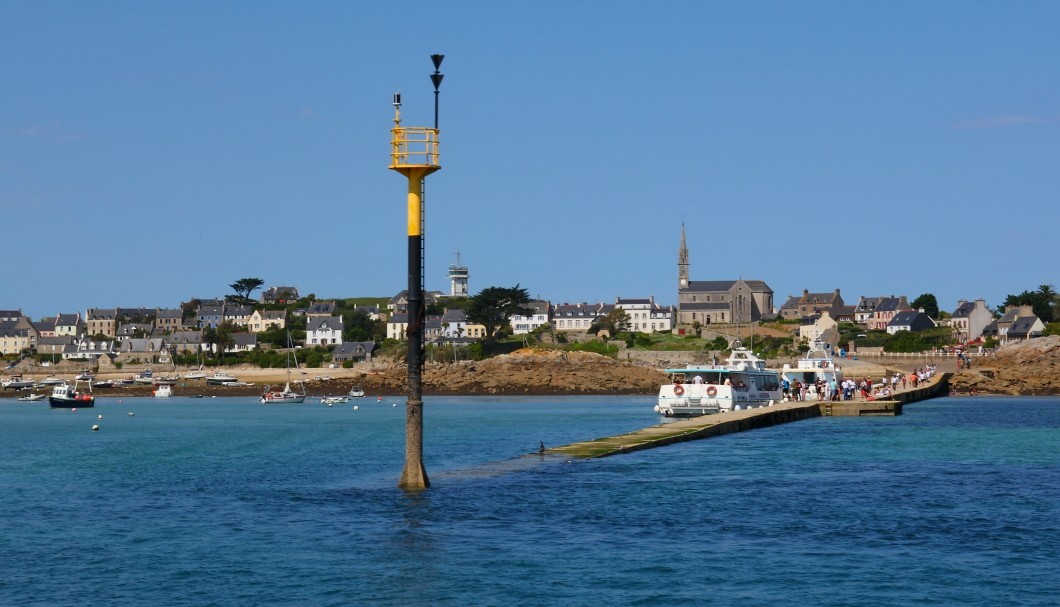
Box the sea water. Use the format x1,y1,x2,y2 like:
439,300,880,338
1,395,1058,606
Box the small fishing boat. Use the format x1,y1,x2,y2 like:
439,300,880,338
49,381,95,408
349,386,365,398
17,393,46,402
320,395,349,405
153,384,172,398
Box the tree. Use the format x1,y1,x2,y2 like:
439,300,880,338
464,285,534,349
592,308,631,336
229,278,265,302
911,293,939,318
999,286,1055,323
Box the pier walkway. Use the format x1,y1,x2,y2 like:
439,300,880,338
548,372,951,459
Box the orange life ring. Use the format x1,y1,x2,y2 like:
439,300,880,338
673,384,684,396
707,386,717,397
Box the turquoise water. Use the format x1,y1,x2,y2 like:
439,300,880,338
2,395,1059,606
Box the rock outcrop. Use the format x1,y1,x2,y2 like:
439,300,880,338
371,349,667,395
949,335,1060,395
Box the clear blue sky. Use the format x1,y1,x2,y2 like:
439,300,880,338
3,2,1057,319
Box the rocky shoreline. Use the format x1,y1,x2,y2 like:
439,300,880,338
949,335,1060,396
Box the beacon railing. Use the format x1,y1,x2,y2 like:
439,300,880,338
390,127,440,168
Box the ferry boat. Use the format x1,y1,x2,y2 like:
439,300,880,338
49,382,95,408
780,340,844,400
654,344,782,417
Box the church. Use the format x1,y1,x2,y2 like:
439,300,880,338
676,224,773,327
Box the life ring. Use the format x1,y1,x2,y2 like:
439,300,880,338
673,385,684,396
707,386,717,397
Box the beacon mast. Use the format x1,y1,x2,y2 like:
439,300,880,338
389,54,444,490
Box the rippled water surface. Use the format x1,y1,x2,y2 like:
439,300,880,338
2,395,1059,606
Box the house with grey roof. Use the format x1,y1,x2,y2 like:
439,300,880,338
0,320,34,355
886,310,936,335
387,313,409,340
33,318,57,337
197,304,225,328
332,341,376,363
948,299,991,342
223,305,253,327
0,310,22,322
306,301,336,317
780,289,844,320
1006,315,1045,341
867,296,910,331
118,338,170,363
388,290,442,315
248,308,286,332
154,308,184,334
55,313,83,337
262,286,299,304
553,303,607,333
225,332,258,353
37,335,74,357
616,296,674,333
510,300,552,335
166,331,207,354
116,323,154,341
86,308,119,337
306,316,343,347
63,337,116,361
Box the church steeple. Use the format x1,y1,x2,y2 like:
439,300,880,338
678,223,689,289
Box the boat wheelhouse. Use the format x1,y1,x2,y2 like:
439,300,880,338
49,382,95,408
654,345,782,417
780,340,844,400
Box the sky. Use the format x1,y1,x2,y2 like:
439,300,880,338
3,2,1058,320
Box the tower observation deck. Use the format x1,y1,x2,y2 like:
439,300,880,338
448,250,468,297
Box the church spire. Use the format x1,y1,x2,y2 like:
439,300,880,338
678,223,689,289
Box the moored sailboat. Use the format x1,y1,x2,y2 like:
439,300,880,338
260,332,306,404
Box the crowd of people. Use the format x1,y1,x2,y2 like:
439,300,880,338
781,364,939,402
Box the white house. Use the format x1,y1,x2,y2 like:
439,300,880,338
615,296,674,333
387,314,409,340
510,300,552,335
306,316,343,346
552,303,605,333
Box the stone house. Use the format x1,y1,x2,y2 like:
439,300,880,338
780,289,844,320
154,308,184,334
86,308,119,337
949,299,992,342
